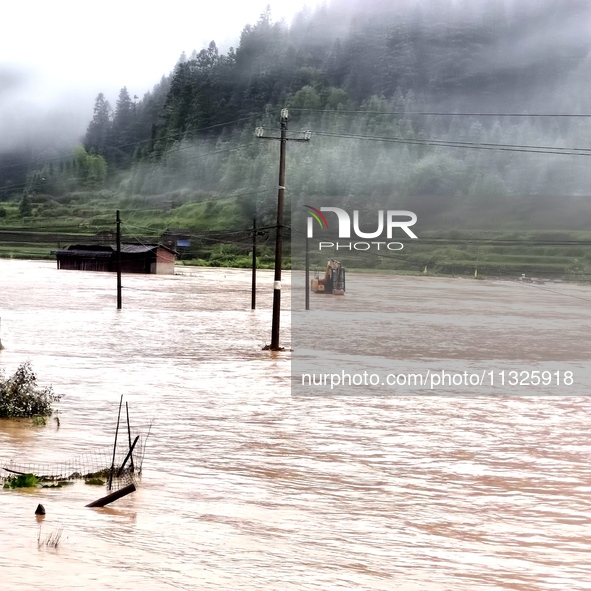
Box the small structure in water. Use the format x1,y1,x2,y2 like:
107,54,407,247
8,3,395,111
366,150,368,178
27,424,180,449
160,228,192,258
55,243,177,274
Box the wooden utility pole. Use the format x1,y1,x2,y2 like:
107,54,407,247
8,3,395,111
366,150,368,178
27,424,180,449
305,232,310,311
255,111,311,350
270,112,288,349
116,210,122,309
251,217,257,310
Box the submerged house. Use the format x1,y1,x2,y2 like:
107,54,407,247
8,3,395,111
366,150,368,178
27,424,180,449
161,228,191,259
55,244,176,274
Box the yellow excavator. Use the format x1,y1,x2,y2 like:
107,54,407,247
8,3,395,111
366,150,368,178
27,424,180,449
311,259,346,295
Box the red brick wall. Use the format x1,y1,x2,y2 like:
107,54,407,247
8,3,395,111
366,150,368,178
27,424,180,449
155,247,176,274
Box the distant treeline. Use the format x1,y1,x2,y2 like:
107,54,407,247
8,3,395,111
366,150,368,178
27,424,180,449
2,0,590,235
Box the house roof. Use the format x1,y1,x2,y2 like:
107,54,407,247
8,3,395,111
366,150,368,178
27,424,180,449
55,243,177,256
118,244,158,254
55,249,112,258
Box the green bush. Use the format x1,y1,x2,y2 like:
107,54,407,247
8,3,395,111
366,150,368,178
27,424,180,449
0,362,62,418
3,473,39,488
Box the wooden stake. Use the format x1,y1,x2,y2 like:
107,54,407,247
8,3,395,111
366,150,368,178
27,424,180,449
108,395,124,491
125,402,134,473
117,435,139,477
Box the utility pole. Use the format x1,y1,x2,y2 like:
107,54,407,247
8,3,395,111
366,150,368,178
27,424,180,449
251,218,268,310
256,110,311,350
271,112,287,349
305,232,310,311
251,217,257,310
116,210,122,309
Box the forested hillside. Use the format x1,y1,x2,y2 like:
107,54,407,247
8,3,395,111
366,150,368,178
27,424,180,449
1,0,590,273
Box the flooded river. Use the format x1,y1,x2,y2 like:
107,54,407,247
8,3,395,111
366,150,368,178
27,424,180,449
0,259,589,590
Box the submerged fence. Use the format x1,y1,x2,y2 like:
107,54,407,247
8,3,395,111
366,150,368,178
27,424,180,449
1,434,148,492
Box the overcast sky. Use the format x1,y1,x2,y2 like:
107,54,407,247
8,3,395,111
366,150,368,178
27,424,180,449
0,0,315,151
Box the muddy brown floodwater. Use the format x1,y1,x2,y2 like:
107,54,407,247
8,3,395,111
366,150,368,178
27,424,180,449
0,259,589,590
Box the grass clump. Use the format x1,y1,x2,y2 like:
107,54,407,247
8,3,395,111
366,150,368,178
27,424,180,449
0,362,62,418
83,468,110,479
38,526,64,549
84,478,106,486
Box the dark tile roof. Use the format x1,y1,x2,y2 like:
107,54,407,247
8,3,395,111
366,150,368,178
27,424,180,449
56,243,176,256
55,249,112,258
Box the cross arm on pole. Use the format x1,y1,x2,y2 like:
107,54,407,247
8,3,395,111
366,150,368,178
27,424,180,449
255,127,312,142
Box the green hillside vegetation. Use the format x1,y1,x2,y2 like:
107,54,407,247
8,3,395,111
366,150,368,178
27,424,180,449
0,0,589,276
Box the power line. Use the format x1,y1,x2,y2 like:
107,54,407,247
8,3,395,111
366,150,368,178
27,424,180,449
310,130,591,156
154,140,260,163
290,227,591,290
121,220,277,239
289,109,591,118
513,281,591,303
3,223,590,248
103,114,261,153
0,114,264,174
0,141,264,194
294,232,591,247
288,225,420,268
118,187,275,214
3,109,588,176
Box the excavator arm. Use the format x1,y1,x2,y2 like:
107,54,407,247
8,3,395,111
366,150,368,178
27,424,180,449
312,259,346,295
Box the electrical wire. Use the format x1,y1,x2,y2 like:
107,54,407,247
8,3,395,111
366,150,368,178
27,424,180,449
288,109,591,117
288,225,422,268
3,222,589,248
0,114,264,174
512,281,591,303
4,108,590,177
1,147,271,194
117,187,275,216
309,130,591,156
288,225,591,281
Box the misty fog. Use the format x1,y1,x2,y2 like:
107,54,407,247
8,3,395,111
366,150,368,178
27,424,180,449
1,0,590,243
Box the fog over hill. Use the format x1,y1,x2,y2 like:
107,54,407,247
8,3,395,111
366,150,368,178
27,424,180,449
2,0,590,229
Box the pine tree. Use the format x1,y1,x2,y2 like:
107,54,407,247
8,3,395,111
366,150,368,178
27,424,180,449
19,194,33,217
85,93,112,155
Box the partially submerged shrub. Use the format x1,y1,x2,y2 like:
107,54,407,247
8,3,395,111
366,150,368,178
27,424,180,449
3,473,39,488
0,362,62,418
84,477,106,486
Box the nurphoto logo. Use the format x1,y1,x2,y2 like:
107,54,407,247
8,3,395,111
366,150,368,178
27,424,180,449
304,205,418,251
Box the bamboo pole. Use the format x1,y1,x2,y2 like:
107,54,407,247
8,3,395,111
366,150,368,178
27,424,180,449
108,395,124,491
117,435,139,477
125,402,134,473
